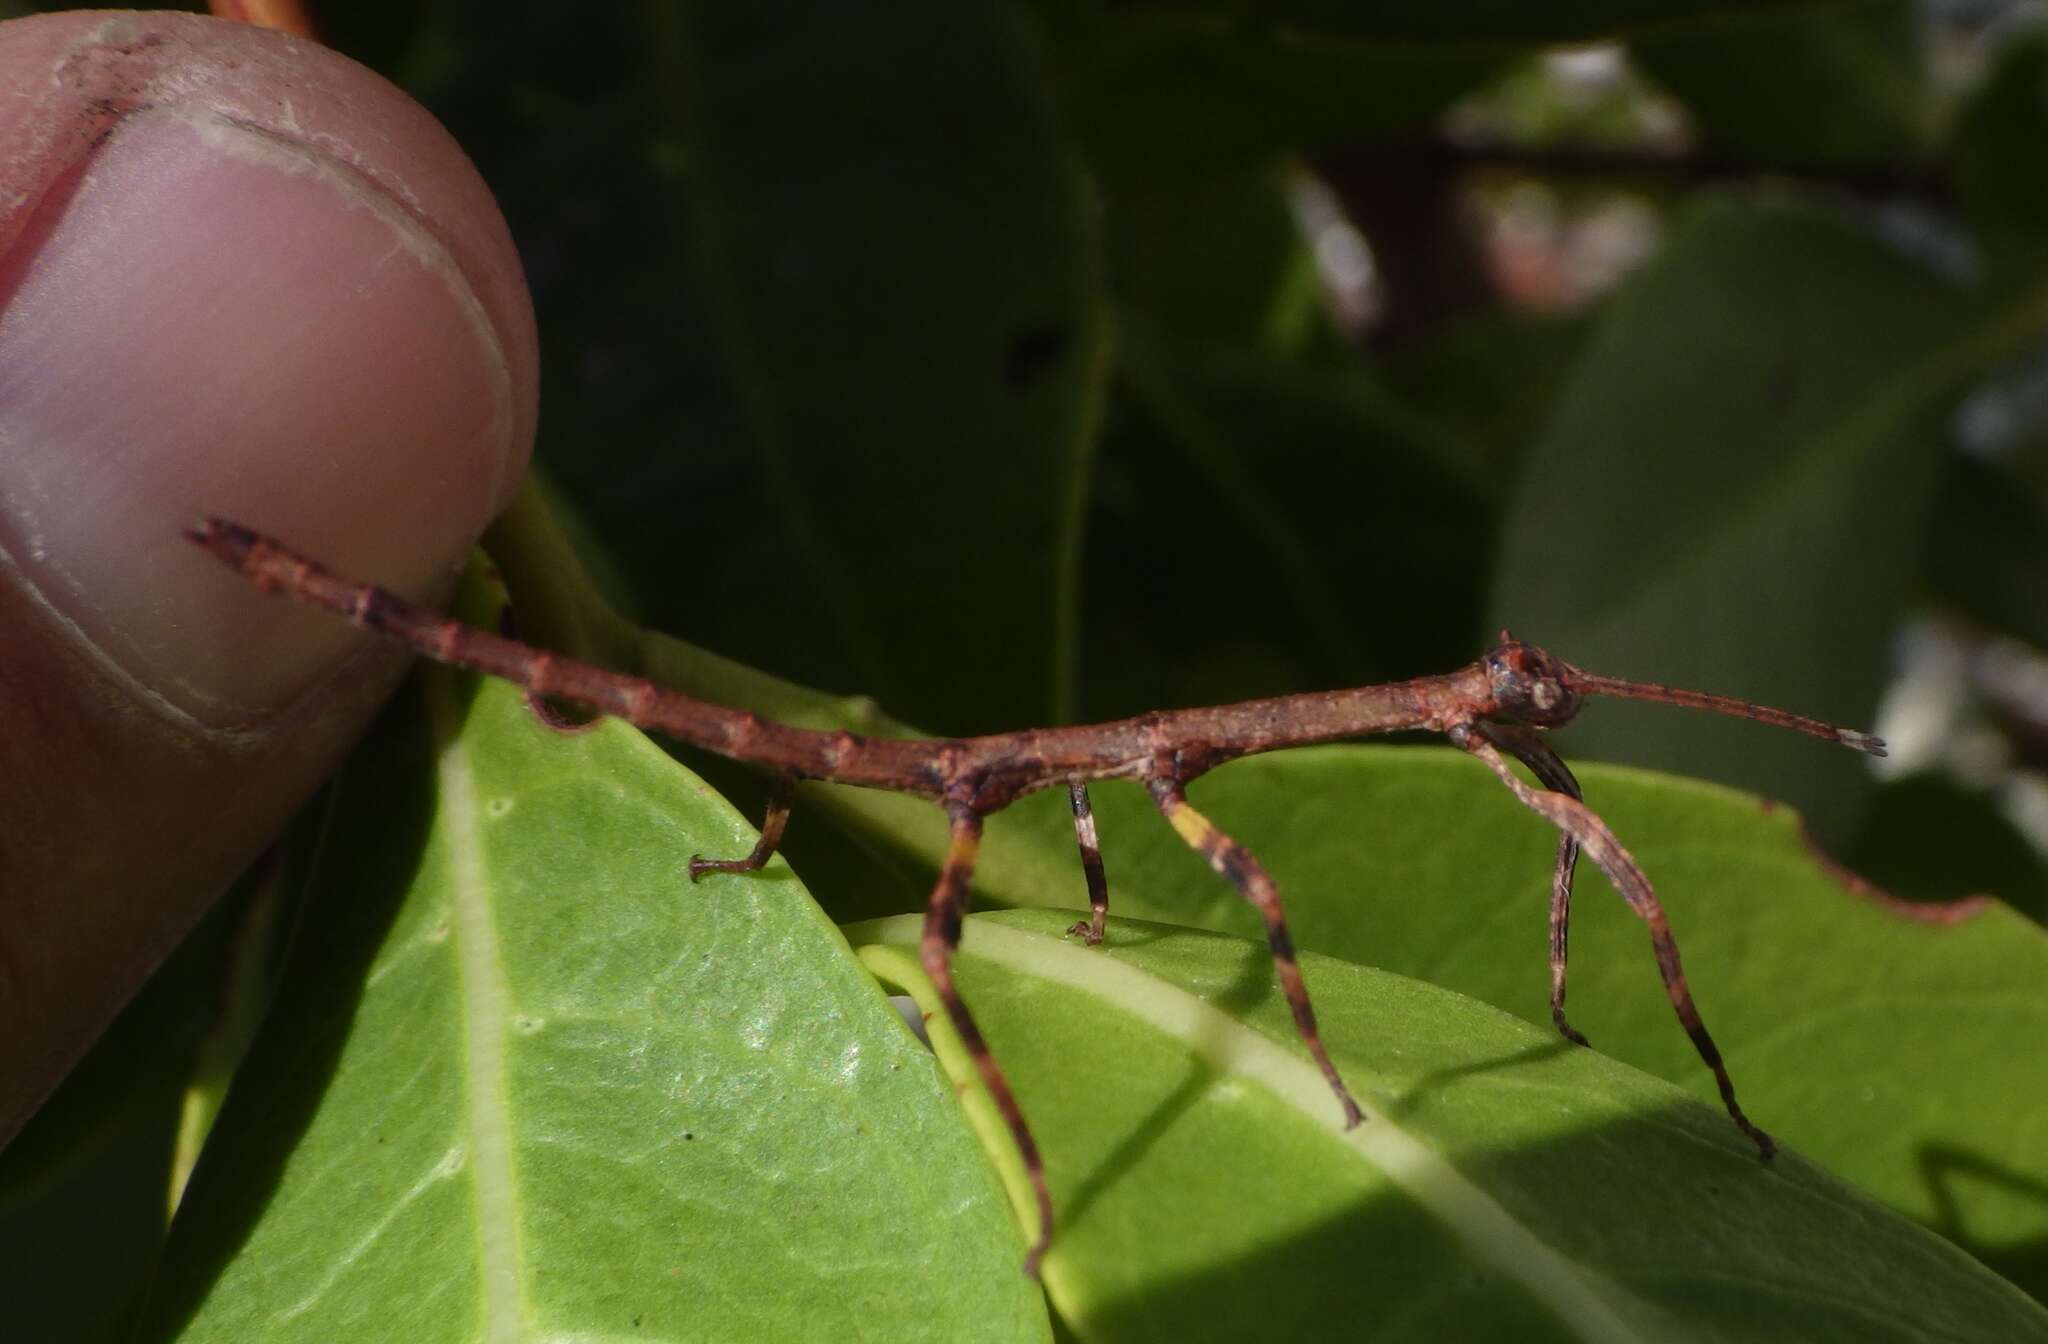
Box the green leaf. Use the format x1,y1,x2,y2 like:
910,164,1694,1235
142,600,1046,1342
399,5,1113,731
956,747,2048,1304
483,482,2048,1302
1957,26,2048,285
1055,0,1856,47
1844,771,2048,924
1388,310,1596,478
654,0,1109,732
1488,196,1984,837
1082,318,1492,714
1923,453,2048,650
1632,0,1929,169
1038,9,1493,178
1105,165,1322,352
852,909,2048,1340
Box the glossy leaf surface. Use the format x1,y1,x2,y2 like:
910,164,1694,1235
484,487,2048,1305
144,640,1044,1343
855,909,2048,1341
955,747,2048,1301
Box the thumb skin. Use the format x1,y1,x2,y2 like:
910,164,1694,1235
0,12,537,1143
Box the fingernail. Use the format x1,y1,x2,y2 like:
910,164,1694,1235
0,106,516,727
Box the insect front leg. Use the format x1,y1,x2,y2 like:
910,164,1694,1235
921,803,1056,1277
687,772,797,881
1449,724,1775,1159
1147,775,1365,1129
1064,781,1112,945
1472,722,1590,1048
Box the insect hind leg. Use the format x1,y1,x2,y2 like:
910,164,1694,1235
921,804,1055,1276
1148,777,1365,1129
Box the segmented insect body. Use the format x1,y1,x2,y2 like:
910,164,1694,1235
188,517,1885,1276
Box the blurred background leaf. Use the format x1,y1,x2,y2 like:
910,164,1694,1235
1632,0,1930,169
1487,196,1974,839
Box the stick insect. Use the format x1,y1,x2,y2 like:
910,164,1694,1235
188,517,1886,1276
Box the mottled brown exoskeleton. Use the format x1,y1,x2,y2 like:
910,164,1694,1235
188,518,1885,1276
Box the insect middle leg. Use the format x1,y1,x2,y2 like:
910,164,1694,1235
687,773,797,881
922,803,1056,1277
1472,723,1590,1048
1450,724,1775,1158
1064,781,1111,945
1148,776,1365,1128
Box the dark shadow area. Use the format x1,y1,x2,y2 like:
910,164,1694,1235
948,912,2048,1338
1842,772,2048,926
1056,927,1283,1235
1060,1097,2045,1342
1919,1142,2048,1305
0,862,266,1344
1383,1037,1582,1122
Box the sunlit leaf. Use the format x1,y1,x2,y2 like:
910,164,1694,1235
960,746,2048,1303
143,613,1045,1342
855,909,2048,1341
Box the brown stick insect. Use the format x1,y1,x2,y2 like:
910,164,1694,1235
188,516,1887,1276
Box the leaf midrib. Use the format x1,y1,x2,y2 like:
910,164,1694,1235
863,915,1669,1342
428,677,527,1340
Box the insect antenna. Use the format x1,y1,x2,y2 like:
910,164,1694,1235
1564,667,1887,757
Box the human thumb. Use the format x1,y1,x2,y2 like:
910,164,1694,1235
0,11,538,1141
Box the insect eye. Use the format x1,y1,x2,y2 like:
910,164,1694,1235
1531,681,1560,711
1491,643,1532,672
